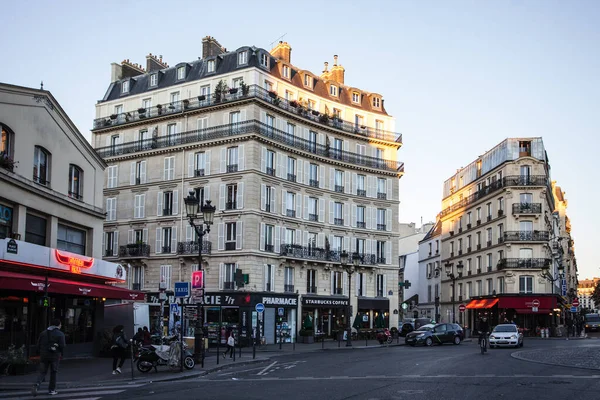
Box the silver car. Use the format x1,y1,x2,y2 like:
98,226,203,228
489,324,523,348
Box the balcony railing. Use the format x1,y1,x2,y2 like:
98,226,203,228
93,85,402,143
279,244,377,265
357,221,366,229
497,258,552,270
176,240,212,255
309,214,318,222
132,283,141,291
68,191,83,201
226,201,237,210
162,245,171,253
309,179,319,188
500,231,550,242
194,169,205,177
226,164,238,173
357,189,367,197
225,242,236,250
377,224,386,231
284,284,295,293
287,173,297,182
334,185,344,193
334,218,344,225
286,209,296,218
266,167,276,176
119,244,150,258
104,249,114,257
440,175,550,218
95,120,404,173
162,208,173,216
377,192,387,200
512,203,542,214
264,244,274,252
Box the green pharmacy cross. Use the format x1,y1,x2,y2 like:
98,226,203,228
398,280,411,289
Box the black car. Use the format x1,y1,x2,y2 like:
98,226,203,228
405,323,464,346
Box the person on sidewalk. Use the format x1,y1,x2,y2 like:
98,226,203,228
223,330,235,359
142,326,152,345
32,318,66,397
111,325,129,374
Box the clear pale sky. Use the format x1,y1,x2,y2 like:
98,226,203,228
2,1,598,278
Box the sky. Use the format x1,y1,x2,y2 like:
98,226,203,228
1,1,599,278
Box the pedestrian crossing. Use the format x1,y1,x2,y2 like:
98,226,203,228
0,383,147,400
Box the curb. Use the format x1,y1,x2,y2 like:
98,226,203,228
510,350,600,371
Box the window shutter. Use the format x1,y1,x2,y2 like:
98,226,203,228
330,271,334,295
303,231,309,247
386,241,392,265
205,185,211,202
188,153,194,178
112,231,119,256
297,159,303,184
355,273,360,295
157,192,163,216
303,195,309,220
281,189,286,215
274,226,281,253
343,236,350,253
219,184,226,211
128,229,134,244
140,194,146,218
387,178,393,200
352,173,357,194
344,204,349,227
133,196,139,219
186,225,193,242
329,200,334,224
366,239,371,256
219,263,224,290
264,264,268,290
270,187,276,214
276,153,282,178
319,166,324,188
329,167,335,190
318,199,324,222
130,162,136,185
351,204,357,227
260,223,265,251
217,223,225,250
163,158,168,181
345,171,351,194
304,162,309,183
366,207,373,230
260,184,266,211
171,227,177,253
281,154,287,178
205,150,211,176
343,272,348,296
261,147,266,173
367,176,375,197
317,233,324,248
156,228,162,254
296,194,302,219
386,208,392,232
237,182,244,209
143,229,148,244
383,274,387,296
140,161,146,183
235,221,243,249
238,144,245,171
220,148,226,173
351,237,356,254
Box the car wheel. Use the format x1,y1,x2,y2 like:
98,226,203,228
425,337,433,347
453,336,461,345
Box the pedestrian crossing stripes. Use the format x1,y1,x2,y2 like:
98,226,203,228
0,383,147,400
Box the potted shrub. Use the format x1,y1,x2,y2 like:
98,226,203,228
240,81,249,96
138,107,146,115
156,104,163,115
319,113,330,124
272,97,281,106
214,80,229,103
229,87,238,94
198,95,206,102
5,344,30,375
290,100,298,108
110,114,118,120
125,112,132,122
0,153,17,171
183,99,190,109
311,110,320,116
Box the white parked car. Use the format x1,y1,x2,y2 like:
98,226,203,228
489,324,523,348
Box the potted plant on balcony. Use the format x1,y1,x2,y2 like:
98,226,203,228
290,100,298,108
138,107,146,115
272,96,281,106
214,80,228,103
125,112,132,122
229,87,238,94
183,99,190,109
319,113,330,124
268,90,277,99
110,114,118,120
241,80,249,96
311,110,320,116
104,118,112,126
0,153,17,171
198,94,206,102
156,104,163,115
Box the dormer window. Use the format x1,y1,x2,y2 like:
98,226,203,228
121,80,129,94
238,50,248,65
304,74,313,88
177,66,185,80
372,97,381,108
282,65,290,79
149,74,157,87
352,92,360,103
260,53,269,68
207,59,215,73
330,85,338,96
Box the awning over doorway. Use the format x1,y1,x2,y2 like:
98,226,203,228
0,271,144,300
465,298,499,309
357,297,389,310
497,296,556,310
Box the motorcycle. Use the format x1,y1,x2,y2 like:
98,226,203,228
136,336,195,373
376,328,393,345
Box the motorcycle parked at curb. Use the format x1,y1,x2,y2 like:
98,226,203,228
135,336,195,373
376,328,393,345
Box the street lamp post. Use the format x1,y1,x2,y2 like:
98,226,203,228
444,261,463,323
184,190,216,369
340,251,359,347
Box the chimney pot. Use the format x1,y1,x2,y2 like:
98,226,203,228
333,55,338,66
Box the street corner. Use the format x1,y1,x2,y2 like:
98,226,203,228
511,345,600,371
147,357,272,382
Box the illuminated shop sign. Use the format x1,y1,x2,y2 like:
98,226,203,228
55,250,94,274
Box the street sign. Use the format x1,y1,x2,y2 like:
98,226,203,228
572,298,580,307
532,307,538,313
571,306,578,313
278,307,284,317
531,299,540,308
174,282,191,298
401,302,408,310
255,303,265,313
192,271,203,289
459,304,466,312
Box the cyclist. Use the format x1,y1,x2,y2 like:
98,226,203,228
478,316,490,351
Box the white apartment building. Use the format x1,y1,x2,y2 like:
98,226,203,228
91,37,404,344
416,220,442,321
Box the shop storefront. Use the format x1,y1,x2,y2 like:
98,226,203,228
0,238,143,357
357,297,390,329
301,296,349,338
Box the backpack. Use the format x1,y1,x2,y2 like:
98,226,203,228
46,330,59,353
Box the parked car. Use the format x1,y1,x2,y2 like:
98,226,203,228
405,323,464,346
489,324,523,348
400,318,433,337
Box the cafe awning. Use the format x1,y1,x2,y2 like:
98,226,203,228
0,271,144,300
465,298,499,309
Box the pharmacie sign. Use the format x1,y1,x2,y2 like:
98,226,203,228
262,296,297,306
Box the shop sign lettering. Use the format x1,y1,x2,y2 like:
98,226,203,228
262,297,297,306
302,298,349,306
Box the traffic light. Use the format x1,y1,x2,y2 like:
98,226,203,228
42,296,50,307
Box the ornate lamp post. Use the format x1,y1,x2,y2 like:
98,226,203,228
184,189,216,368
340,250,359,347
444,261,464,323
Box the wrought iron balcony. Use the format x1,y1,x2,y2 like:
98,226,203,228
264,244,274,252
377,192,387,200
287,173,297,182
284,284,295,293
93,85,402,143
497,258,551,270
194,169,205,177
225,201,237,210
334,218,344,226
266,167,276,176
119,244,150,258
504,175,549,186
176,241,212,255
377,257,386,264
162,208,173,216
104,249,114,257
309,179,319,188
225,242,236,250
68,191,83,201
95,120,404,173
226,164,238,173
377,224,386,231
512,203,542,214
500,231,549,242
286,209,296,218
334,185,344,193
132,283,142,291
357,189,367,197
279,244,378,265
357,221,366,229
309,213,318,222
162,245,171,253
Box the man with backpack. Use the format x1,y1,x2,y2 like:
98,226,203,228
32,318,66,397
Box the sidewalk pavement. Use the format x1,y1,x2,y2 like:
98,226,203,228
0,338,409,389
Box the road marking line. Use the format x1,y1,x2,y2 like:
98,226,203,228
204,374,600,382
1,389,125,400
256,361,277,376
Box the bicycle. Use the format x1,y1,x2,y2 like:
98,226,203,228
478,331,489,354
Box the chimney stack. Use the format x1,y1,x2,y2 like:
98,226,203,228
270,41,292,64
146,53,169,72
329,55,345,85
120,59,146,79
202,36,226,59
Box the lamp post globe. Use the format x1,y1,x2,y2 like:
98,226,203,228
185,189,199,218
201,200,216,225
445,261,452,276
456,261,464,276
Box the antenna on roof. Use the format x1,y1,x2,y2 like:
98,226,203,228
269,33,287,49
40,81,44,90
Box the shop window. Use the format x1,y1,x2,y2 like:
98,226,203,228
62,298,96,344
25,213,47,246
57,224,86,255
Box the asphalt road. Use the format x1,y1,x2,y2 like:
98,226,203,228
103,339,600,400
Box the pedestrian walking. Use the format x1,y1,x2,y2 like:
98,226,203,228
31,318,66,397
142,326,152,345
111,325,129,375
223,330,235,359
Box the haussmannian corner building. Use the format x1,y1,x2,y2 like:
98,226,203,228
91,36,404,344
436,137,578,335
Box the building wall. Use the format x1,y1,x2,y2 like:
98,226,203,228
417,230,441,321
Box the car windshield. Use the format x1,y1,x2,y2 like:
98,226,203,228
585,315,600,323
493,325,517,332
417,324,435,331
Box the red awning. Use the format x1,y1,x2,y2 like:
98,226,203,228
498,296,556,310
0,271,144,300
465,298,499,309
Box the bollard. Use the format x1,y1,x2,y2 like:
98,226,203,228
233,339,236,361
129,339,135,381
253,338,256,360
